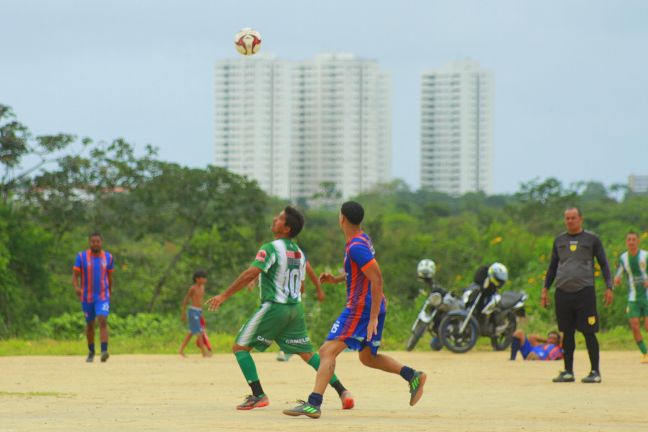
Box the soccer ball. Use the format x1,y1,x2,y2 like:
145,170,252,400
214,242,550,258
234,28,262,56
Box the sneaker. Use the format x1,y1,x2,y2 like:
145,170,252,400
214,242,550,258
282,400,321,419
641,354,648,364
236,394,269,410
276,351,293,362
86,353,95,363
100,351,110,362
340,390,354,410
408,371,427,406
581,371,602,383
552,370,575,383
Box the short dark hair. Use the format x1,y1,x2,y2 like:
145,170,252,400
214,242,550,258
564,207,582,217
627,231,639,238
284,206,304,238
341,201,364,225
89,232,102,239
193,269,207,282
548,330,561,345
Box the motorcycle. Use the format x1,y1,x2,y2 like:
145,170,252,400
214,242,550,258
438,282,527,353
405,282,463,351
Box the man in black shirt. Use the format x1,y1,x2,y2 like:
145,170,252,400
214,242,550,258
541,207,614,383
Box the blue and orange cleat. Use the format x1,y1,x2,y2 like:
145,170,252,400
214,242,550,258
340,390,354,409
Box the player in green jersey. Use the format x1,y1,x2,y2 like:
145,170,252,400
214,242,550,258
614,231,648,363
206,206,354,410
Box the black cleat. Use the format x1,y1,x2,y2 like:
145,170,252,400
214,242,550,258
86,353,95,363
552,370,575,383
581,370,601,383
100,351,110,362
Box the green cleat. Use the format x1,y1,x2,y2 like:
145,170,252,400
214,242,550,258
283,400,321,419
408,371,427,406
236,394,269,410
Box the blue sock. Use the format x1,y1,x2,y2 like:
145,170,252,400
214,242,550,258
400,366,415,382
510,338,521,360
101,342,108,352
88,344,95,354
308,392,323,407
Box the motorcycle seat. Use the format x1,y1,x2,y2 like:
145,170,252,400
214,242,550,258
499,291,525,309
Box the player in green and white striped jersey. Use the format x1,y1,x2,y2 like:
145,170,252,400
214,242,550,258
206,206,354,410
613,231,648,363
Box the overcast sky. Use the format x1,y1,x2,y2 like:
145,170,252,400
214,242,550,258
2,0,647,193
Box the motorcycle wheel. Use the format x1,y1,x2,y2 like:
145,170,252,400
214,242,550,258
405,320,428,351
490,310,517,351
439,315,479,354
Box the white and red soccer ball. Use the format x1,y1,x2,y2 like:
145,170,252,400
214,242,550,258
234,28,262,56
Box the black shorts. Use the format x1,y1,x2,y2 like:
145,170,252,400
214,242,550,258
555,286,599,333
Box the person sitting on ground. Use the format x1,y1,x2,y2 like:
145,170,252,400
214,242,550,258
510,330,563,361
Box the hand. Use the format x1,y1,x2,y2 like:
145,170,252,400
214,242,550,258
540,288,550,308
614,276,621,287
643,280,648,289
206,294,226,311
367,316,379,341
319,273,337,284
75,288,83,300
181,313,187,323
603,289,613,306
316,288,325,302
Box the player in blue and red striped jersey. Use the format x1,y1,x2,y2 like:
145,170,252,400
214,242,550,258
284,201,426,419
510,330,564,361
72,232,114,363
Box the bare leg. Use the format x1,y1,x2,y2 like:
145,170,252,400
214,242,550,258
197,335,210,357
630,318,642,342
86,320,95,346
358,346,403,374
98,316,109,344
312,341,347,395
179,333,192,357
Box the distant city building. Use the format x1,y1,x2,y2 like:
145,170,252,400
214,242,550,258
629,175,648,193
214,55,293,198
420,59,493,195
291,53,392,201
214,54,392,201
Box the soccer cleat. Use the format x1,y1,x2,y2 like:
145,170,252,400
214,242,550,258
276,351,293,362
100,351,110,362
340,390,354,410
282,400,321,419
86,353,95,363
641,354,648,364
408,371,427,406
581,371,602,383
552,370,575,383
236,394,269,410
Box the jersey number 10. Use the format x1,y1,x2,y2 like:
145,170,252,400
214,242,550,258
282,269,302,298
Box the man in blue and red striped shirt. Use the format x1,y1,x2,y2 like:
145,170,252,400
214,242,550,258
284,201,427,419
72,232,114,363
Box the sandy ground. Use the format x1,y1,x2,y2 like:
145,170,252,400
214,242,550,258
1,351,647,432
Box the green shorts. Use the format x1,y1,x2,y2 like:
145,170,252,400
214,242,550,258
235,302,314,354
627,299,648,319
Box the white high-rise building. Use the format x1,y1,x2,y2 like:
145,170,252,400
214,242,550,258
420,59,493,195
629,175,648,193
214,55,293,198
291,53,392,201
214,54,392,202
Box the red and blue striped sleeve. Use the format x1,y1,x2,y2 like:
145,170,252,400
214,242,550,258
349,242,376,273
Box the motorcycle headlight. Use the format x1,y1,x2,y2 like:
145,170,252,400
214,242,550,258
429,292,442,307
462,291,471,304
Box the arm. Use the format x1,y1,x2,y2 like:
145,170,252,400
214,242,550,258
107,272,113,296
306,261,325,301
614,263,624,287
206,266,262,311
362,261,384,340
72,270,82,300
541,241,559,307
181,287,192,322
320,272,346,284
593,236,614,306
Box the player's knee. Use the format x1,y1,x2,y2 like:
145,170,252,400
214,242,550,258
513,330,524,340
358,350,374,366
98,318,108,327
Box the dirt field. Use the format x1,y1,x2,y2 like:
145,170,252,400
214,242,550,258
1,351,647,432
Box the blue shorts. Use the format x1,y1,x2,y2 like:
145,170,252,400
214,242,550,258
188,307,203,335
326,308,386,355
520,337,533,359
82,300,110,323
